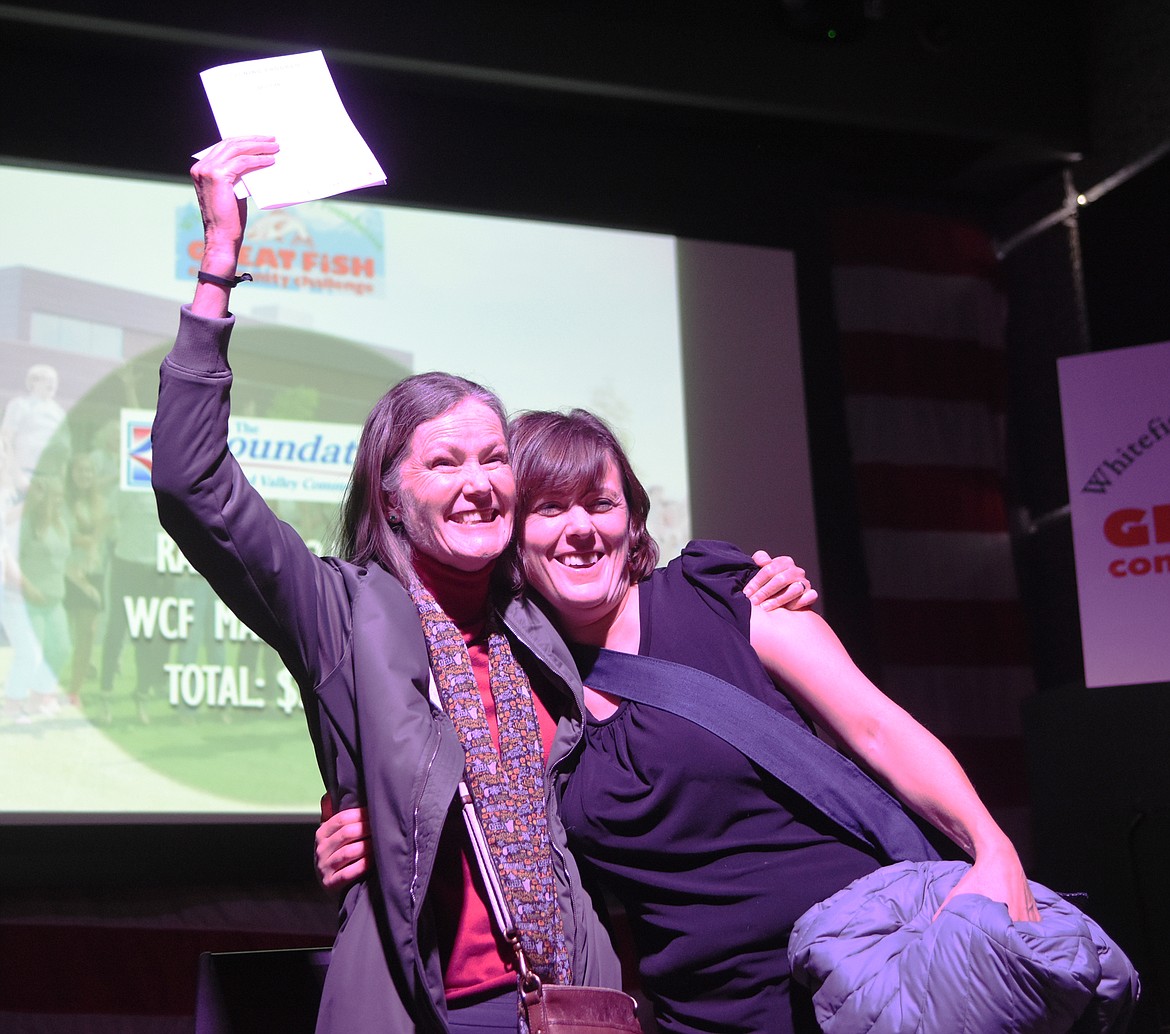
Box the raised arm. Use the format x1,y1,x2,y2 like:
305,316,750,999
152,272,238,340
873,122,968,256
152,134,346,690
749,605,1039,922
188,136,278,318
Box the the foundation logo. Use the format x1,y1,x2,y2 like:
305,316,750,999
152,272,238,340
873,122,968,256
122,411,154,490
119,408,361,504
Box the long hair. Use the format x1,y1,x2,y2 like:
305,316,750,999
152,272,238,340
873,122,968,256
337,371,509,583
509,409,659,591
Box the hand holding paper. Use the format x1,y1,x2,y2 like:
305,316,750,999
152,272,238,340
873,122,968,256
199,50,385,209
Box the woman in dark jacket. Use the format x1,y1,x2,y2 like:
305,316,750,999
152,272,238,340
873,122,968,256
151,136,630,1034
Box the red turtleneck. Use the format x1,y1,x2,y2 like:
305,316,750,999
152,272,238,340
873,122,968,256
413,552,561,1001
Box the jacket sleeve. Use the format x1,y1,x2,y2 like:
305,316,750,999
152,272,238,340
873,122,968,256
151,305,352,693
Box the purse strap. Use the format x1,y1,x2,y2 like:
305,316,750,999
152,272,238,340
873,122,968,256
572,645,940,865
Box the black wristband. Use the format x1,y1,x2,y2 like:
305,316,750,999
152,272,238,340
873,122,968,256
196,270,253,288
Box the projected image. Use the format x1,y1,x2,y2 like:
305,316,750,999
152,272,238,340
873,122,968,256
0,163,691,818
4,328,404,810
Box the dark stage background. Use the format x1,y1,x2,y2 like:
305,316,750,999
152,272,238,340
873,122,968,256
2,3,1169,1031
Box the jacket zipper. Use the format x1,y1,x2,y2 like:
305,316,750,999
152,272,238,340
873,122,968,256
411,709,452,1033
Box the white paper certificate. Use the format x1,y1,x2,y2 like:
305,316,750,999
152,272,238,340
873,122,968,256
199,50,386,209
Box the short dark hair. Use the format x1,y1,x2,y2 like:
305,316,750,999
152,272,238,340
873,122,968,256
338,371,509,583
510,409,659,588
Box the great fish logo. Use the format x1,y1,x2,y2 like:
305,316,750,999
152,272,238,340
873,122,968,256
175,200,384,297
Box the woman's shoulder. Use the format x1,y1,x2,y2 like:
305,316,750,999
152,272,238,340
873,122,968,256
500,590,565,649
657,539,755,593
647,539,754,628
680,538,754,572
343,558,416,612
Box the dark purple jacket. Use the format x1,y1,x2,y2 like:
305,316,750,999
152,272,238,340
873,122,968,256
152,306,620,1033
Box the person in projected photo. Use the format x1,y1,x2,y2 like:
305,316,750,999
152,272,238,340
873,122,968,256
150,135,812,1034
0,434,34,725
63,449,109,708
2,363,69,495
316,409,1040,1034
7,471,71,720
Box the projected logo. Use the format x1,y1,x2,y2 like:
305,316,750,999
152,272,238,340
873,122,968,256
226,414,361,504
175,199,385,298
120,408,360,504
121,410,154,490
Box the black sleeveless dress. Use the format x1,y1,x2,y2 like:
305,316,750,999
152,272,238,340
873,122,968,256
560,541,881,1034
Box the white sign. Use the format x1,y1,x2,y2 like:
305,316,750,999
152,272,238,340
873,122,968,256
122,408,360,504
199,50,386,209
1058,340,1170,687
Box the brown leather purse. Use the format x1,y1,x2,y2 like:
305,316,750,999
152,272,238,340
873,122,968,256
520,980,643,1034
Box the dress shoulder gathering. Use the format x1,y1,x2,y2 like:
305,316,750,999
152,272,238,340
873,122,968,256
560,540,880,1034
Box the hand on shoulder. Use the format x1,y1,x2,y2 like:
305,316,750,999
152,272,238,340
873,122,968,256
742,549,819,611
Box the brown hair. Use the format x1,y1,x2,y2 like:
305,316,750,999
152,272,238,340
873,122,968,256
338,371,509,584
510,409,659,587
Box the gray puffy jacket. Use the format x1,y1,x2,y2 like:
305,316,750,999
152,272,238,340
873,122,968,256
789,860,1139,1034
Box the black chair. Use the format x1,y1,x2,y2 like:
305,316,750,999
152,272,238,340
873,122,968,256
195,946,332,1034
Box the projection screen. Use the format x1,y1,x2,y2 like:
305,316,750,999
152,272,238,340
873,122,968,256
0,161,812,821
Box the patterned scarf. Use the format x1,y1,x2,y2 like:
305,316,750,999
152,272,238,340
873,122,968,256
410,580,571,984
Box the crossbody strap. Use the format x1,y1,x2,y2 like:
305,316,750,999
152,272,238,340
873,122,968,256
573,646,939,865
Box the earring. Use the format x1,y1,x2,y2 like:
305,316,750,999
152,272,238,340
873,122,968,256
387,512,403,531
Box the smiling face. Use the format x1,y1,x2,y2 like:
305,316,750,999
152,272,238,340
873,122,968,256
392,398,515,572
521,456,633,632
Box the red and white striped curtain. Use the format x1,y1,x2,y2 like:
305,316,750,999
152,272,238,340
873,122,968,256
830,208,1035,856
